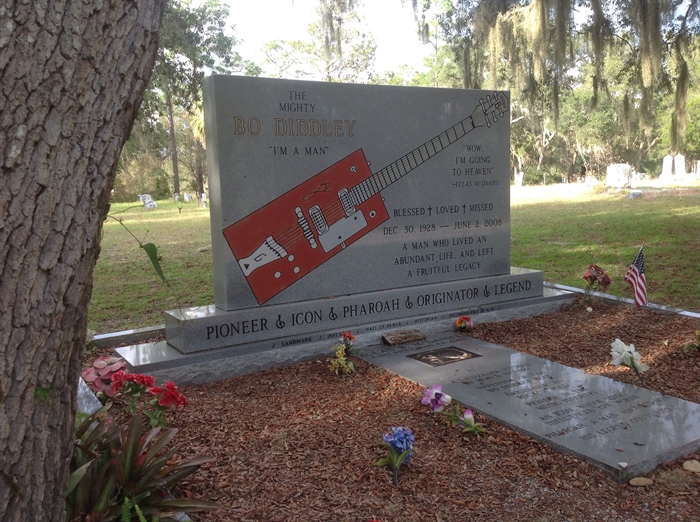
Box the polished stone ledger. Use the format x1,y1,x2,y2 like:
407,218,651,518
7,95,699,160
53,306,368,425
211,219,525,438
360,333,700,482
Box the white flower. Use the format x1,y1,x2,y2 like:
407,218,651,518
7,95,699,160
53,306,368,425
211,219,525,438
610,339,649,373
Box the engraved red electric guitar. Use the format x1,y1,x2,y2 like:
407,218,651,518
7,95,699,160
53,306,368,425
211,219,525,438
224,92,509,304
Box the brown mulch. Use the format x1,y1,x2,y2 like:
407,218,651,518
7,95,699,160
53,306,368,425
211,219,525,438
88,297,700,521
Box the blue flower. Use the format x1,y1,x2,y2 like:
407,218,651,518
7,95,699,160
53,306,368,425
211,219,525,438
383,426,415,464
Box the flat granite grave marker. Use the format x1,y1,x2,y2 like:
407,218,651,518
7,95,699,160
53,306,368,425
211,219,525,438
360,332,700,482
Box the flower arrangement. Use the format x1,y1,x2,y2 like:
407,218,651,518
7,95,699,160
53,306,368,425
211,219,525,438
683,330,700,353
455,315,475,332
422,385,486,436
328,331,356,375
581,264,612,299
374,426,415,485
444,404,485,436
610,338,649,385
81,355,127,397
116,371,187,428
421,383,452,412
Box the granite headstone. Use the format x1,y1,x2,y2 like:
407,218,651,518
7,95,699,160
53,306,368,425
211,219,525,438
159,77,545,353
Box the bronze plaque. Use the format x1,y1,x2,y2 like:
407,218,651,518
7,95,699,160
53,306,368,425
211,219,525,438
408,346,481,367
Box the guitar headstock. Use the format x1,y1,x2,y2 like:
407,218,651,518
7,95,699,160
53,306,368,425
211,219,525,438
470,92,510,128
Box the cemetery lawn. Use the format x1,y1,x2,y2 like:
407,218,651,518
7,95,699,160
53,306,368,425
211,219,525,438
88,298,700,521
89,185,700,335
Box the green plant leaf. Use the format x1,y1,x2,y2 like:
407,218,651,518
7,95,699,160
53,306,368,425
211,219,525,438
65,460,92,497
146,428,178,463
123,416,144,483
154,498,221,512
374,456,392,467
141,242,168,284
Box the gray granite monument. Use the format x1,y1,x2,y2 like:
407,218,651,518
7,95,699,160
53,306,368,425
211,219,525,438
120,77,557,376
156,76,546,354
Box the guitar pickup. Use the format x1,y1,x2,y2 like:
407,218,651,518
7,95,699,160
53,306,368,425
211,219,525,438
309,205,328,235
338,188,356,216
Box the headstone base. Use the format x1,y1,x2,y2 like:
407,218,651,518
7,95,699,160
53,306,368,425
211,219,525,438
165,267,544,354
117,286,574,385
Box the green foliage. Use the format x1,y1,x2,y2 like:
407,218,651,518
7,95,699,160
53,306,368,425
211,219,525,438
66,406,219,521
90,201,213,333
510,187,700,312
262,0,376,82
34,387,51,403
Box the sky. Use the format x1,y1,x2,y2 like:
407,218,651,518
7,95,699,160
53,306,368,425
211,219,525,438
223,0,432,77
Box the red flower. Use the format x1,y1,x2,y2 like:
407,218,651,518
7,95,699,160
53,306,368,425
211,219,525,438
111,371,155,393
342,331,355,342
130,373,155,387
111,370,126,393
149,381,187,409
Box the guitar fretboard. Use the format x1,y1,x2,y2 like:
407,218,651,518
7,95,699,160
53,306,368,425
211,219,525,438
349,107,490,207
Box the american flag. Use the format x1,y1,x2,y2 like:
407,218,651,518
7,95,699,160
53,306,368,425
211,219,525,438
624,247,647,307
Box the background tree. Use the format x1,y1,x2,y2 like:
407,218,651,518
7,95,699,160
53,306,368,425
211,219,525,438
144,0,258,199
263,0,377,82
0,1,165,520
415,0,700,178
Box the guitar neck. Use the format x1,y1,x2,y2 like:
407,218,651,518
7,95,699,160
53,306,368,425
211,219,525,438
349,111,482,206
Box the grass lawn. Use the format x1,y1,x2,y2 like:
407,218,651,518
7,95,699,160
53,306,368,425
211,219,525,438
89,185,700,334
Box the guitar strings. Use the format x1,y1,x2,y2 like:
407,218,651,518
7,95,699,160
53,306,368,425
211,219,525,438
261,105,490,253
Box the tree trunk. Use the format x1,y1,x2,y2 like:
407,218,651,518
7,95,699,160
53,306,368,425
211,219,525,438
166,89,180,196
0,1,165,520
195,138,206,206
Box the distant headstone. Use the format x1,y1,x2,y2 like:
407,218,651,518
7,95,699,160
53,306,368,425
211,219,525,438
138,194,157,208
661,155,673,179
360,333,700,483
674,153,686,176
514,170,524,187
184,193,194,202
605,163,633,188
173,192,180,202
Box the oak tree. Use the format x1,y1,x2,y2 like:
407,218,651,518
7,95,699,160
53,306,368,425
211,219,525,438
0,1,165,519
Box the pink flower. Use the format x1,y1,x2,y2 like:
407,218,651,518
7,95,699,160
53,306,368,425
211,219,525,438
460,408,475,426
421,383,452,412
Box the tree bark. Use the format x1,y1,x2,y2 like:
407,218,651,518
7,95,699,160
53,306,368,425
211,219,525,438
166,88,180,196
195,138,205,206
0,1,165,520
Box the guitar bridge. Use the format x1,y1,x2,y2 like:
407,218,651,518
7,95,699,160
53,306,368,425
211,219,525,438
295,207,317,249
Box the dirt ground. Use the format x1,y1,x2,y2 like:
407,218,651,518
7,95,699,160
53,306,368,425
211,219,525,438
85,296,700,522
